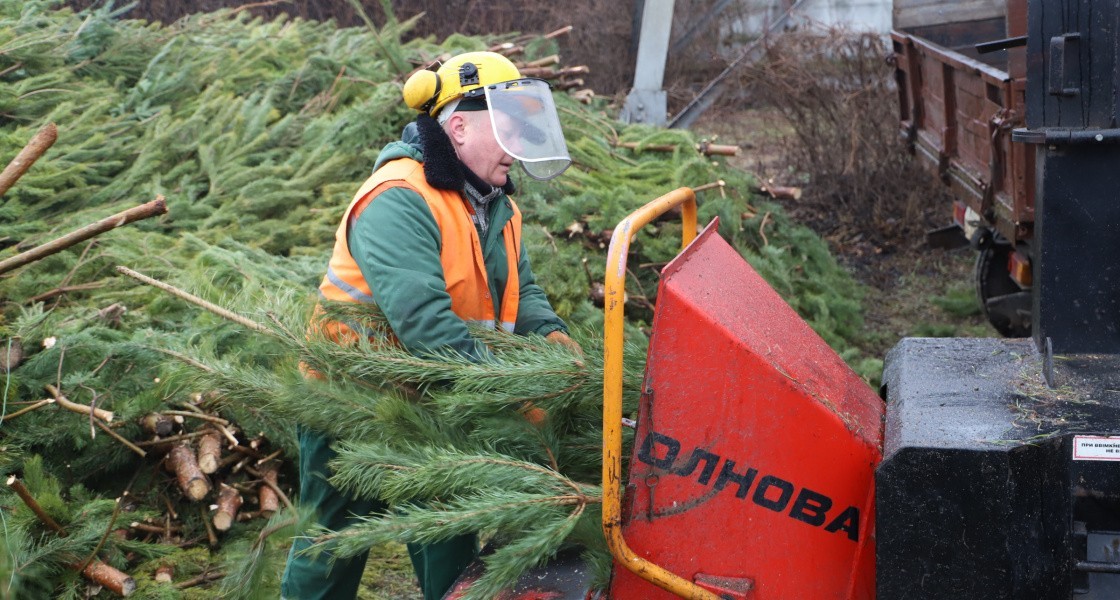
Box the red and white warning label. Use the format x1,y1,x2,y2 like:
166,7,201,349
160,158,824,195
1073,435,1120,461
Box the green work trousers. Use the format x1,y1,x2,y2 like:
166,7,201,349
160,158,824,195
280,427,477,600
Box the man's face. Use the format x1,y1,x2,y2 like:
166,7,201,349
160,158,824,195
449,110,519,188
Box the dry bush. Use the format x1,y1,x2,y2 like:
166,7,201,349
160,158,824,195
735,29,950,248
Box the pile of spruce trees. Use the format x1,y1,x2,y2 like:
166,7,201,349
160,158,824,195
0,2,875,598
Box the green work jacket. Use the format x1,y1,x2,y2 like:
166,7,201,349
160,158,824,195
347,123,567,361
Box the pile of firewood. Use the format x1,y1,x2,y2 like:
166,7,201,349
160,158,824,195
139,403,288,536
4,392,292,596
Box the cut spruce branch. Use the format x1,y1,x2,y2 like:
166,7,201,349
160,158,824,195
174,570,224,590
93,417,147,458
544,25,573,39
0,197,167,275
517,65,589,79
135,430,210,447
45,384,114,422
7,474,68,536
757,183,803,200
130,522,181,536
28,280,107,303
115,266,270,334
611,140,740,156
0,398,54,422
0,122,57,198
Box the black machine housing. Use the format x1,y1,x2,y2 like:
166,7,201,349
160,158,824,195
878,0,1120,597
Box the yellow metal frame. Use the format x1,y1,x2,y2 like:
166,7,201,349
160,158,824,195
601,187,719,600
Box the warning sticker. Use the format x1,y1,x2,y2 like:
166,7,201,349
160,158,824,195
1073,436,1120,461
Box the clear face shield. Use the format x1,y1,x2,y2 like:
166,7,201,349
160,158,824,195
482,79,571,181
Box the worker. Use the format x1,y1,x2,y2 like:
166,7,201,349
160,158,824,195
280,51,580,600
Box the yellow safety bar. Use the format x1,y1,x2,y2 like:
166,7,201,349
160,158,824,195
601,188,718,600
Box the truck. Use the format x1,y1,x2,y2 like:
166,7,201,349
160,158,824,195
890,0,1034,337
449,0,1120,597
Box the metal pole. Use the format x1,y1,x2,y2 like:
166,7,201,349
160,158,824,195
620,0,676,126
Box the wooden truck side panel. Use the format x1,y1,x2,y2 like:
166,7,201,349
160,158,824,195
891,0,1033,244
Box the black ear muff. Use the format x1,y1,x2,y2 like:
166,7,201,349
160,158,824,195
422,73,442,114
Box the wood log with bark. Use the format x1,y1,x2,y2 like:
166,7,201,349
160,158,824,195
256,461,280,518
212,484,243,532
165,444,211,502
78,559,136,597
154,564,174,583
197,429,222,475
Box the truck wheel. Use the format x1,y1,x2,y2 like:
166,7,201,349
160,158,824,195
975,243,1032,338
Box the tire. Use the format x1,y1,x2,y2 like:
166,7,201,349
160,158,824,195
975,242,1032,338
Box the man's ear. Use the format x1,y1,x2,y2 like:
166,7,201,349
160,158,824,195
445,112,469,145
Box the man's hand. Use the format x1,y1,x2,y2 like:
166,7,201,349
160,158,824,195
546,330,583,356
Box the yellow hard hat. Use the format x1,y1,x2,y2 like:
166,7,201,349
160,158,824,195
403,51,522,117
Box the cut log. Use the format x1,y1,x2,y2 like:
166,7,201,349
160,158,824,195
612,141,740,157
257,461,280,517
140,413,176,437
7,475,67,536
213,484,243,532
197,430,222,475
524,54,559,68
79,559,136,597
758,184,803,201
154,565,174,583
696,141,740,157
165,444,211,501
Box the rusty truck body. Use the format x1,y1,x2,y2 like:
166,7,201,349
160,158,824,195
890,0,1033,337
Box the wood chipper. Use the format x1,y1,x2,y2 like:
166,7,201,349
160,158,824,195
449,0,1120,597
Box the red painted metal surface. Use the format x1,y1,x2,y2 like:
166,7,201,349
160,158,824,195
607,220,884,599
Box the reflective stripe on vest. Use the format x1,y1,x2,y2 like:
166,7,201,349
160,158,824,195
318,157,521,337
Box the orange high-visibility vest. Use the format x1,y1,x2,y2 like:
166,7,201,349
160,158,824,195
317,157,521,341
